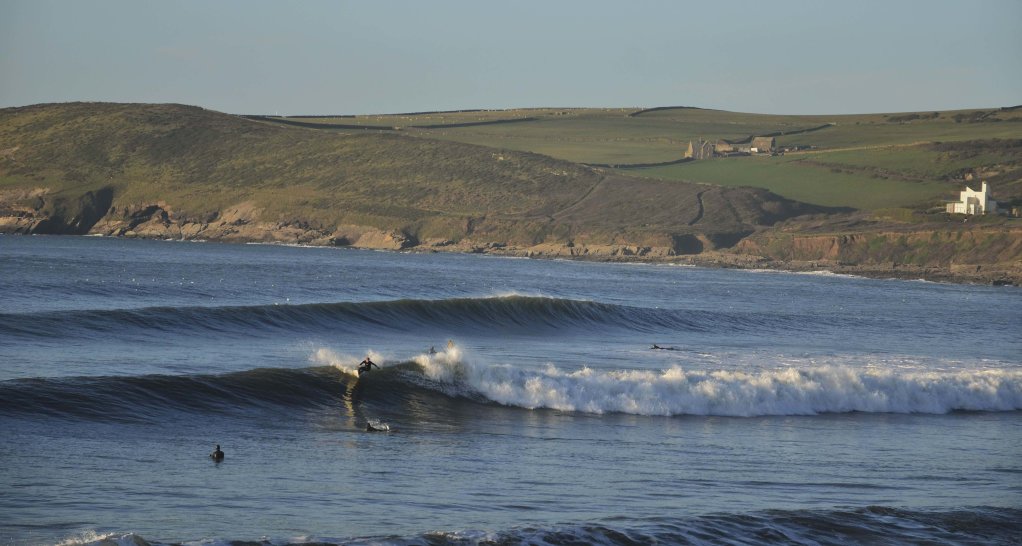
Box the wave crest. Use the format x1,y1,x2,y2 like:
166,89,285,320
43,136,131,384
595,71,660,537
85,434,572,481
0,295,816,341
3,348,1019,421
412,354,1022,416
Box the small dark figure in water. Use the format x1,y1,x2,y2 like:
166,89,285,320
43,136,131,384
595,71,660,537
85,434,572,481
358,356,379,376
210,444,224,461
366,423,379,432
428,346,437,355
651,344,663,350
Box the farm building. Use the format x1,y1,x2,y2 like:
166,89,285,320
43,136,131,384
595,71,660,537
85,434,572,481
751,136,776,153
685,139,715,160
714,140,751,155
946,181,997,215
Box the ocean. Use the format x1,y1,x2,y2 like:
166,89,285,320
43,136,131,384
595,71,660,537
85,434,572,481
1,235,1020,545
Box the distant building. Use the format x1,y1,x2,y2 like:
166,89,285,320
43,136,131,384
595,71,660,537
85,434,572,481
716,137,772,155
751,136,776,153
685,139,715,160
714,140,751,155
946,181,997,215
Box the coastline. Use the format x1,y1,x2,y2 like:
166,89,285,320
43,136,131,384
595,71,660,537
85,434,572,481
481,246,1022,286
8,231,1019,286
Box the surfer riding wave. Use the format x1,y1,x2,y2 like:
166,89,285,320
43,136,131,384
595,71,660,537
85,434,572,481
358,356,379,376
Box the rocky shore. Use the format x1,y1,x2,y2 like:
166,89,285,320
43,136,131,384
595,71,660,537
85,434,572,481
3,197,1019,286
479,246,1022,286
6,228,1018,286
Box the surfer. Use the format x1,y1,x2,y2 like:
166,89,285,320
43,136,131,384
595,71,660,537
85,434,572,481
358,356,379,376
210,444,224,461
428,346,437,355
651,344,663,350
366,420,389,432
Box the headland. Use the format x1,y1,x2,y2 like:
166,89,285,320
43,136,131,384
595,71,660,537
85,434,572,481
1,102,1019,285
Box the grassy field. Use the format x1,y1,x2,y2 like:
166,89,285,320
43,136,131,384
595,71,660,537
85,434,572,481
777,119,1022,150
415,110,832,164
264,106,1022,211
274,106,1022,162
260,107,836,164
630,155,951,210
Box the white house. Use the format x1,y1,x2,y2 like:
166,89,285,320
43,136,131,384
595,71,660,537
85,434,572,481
947,181,997,215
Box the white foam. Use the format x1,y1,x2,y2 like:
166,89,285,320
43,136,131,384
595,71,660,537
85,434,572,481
742,268,863,280
486,289,551,300
311,347,385,376
414,355,1022,416
412,344,467,382
56,531,151,546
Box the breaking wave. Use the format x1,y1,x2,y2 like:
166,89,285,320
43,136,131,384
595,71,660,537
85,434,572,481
7,346,1019,422
397,348,1022,416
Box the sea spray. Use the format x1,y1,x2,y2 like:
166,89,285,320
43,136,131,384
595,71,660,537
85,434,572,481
312,347,385,376
401,352,1022,416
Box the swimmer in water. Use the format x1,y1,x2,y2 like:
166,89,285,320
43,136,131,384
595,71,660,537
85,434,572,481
210,444,224,461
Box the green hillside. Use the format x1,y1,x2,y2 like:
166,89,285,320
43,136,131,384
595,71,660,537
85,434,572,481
0,102,824,249
2,102,1020,283
633,156,947,210
261,106,1022,210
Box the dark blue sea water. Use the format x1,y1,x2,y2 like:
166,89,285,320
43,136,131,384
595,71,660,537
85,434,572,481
1,235,1020,545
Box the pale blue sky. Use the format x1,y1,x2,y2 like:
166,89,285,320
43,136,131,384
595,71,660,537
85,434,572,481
2,0,1019,115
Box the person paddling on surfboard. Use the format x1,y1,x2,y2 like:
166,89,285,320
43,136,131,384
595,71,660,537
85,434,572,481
358,356,379,376
210,444,224,461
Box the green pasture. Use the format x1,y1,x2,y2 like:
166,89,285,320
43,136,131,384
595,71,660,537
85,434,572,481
403,107,1021,166
802,146,1016,179
418,111,827,164
267,106,1022,169
264,108,608,130
179,104,1021,211
629,155,952,210
778,119,1022,150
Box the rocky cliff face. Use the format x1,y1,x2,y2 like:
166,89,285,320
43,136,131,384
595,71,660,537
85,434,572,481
3,193,1020,284
734,227,1022,283
0,187,113,235
736,228,1022,267
0,195,419,250
86,201,422,250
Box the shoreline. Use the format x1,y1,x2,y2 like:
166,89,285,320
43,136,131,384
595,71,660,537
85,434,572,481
489,250,1021,286
9,232,1019,287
